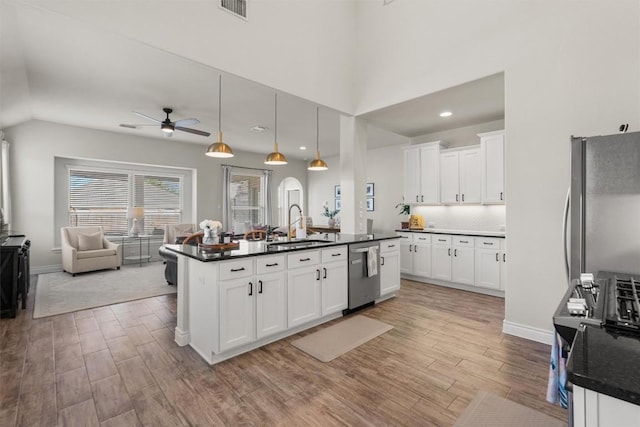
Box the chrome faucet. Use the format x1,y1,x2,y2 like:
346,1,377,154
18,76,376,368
287,203,303,241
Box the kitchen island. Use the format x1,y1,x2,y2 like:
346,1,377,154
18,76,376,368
165,233,401,364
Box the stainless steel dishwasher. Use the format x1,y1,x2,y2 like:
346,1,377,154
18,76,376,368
347,241,381,311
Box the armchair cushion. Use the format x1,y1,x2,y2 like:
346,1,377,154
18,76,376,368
77,248,117,259
78,232,104,251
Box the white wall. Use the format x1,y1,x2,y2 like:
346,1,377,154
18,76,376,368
356,1,640,339
4,120,308,269
21,0,357,114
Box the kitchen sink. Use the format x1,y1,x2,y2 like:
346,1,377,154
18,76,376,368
267,239,333,250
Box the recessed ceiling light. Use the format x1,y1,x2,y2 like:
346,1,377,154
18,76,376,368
440,111,453,117
299,146,307,150
250,125,268,132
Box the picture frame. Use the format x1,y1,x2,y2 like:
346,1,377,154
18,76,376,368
365,182,374,197
335,198,342,211
334,185,341,198
366,198,374,211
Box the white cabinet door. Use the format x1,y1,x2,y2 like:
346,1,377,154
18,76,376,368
321,261,348,315
380,249,401,295
419,145,440,204
480,130,505,204
459,148,481,204
255,271,287,339
288,265,322,327
413,242,432,278
432,244,452,281
452,246,475,285
500,239,507,291
403,147,421,204
399,238,413,275
475,248,501,290
219,277,255,351
440,152,460,204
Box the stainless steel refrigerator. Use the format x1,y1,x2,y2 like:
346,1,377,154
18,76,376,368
564,131,640,283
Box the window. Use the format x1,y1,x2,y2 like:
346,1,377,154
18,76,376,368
223,166,272,233
68,167,183,235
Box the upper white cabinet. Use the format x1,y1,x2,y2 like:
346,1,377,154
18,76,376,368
403,141,445,204
440,148,481,204
479,130,506,204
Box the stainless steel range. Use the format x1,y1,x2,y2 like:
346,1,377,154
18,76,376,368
602,273,640,333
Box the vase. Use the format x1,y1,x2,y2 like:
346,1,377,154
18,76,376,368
202,227,217,245
328,218,336,228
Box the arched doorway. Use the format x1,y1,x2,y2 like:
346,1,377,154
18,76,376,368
278,177,304,227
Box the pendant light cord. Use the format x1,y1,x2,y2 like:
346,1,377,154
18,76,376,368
218,75,222,134
316,107,319,155
274,93,278,148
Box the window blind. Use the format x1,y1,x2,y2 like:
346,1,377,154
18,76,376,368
133,174,182,234
230,171,265,231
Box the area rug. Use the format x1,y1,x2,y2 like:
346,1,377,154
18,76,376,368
454,390,566,427
34,262,176,318
291,315,393,362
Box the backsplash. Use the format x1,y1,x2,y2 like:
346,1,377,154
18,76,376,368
410,205,506,232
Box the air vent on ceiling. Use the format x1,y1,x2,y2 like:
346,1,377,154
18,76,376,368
221,0,247,19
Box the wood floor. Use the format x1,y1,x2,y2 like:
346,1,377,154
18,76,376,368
0,276,568,426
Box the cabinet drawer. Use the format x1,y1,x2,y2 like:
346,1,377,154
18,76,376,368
380,240,401,253
432,235,451,246
256,255,285,274
322,245,347,263
287,250,320,269
475,237,501,249
413,234,431,244
219,259,254,280
396,232,413,240
453,236,474,247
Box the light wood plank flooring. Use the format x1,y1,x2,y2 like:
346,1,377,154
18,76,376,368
0,276,567,426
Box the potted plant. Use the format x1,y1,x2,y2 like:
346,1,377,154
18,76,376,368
321,202,339,228
395,200,410,229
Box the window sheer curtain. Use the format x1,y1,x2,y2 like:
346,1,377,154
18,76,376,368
1,137,12,228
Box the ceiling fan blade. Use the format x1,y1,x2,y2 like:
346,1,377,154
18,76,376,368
132,111,162,123
175,126,211,137
120,123,159,129
174,118,200,127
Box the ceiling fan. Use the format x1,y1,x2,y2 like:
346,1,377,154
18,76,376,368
120,108,211,137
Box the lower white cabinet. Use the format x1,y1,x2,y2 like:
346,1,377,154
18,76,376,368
219,256,286,352
398,232,432,278
399,231,506,294
287,250,322,328
432,235,452,281
474,237,504,290
573,385,640,427
380,240,401,295
451,236,475,286
321,246,348,316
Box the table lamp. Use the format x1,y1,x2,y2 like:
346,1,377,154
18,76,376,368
127,207,145,237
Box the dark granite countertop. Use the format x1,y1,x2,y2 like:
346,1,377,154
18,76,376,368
395,229,505,238
165,233,401,262
567,325,640,406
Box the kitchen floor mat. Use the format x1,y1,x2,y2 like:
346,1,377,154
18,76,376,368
454,390,566,427
291,315,393,362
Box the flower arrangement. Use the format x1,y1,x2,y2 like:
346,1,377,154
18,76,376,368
321,202,339,219
199,219,222,230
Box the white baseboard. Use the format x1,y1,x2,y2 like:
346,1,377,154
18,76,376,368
32,264,63,275
174,327,190,347
502,320,555,345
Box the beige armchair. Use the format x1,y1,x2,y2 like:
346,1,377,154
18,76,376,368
163,223,196,245
61,226,121,276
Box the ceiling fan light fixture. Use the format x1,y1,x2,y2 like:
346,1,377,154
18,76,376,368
206,131,234,158
206,75,234,158
308,107,328,171
264,93,288,165
161,123,174,133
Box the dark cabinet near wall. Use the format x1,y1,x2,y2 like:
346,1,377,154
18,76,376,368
1,235,31,318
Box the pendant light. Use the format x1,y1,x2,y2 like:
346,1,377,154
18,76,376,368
205,75,234,158
264,93,288,165
308,107,328,171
